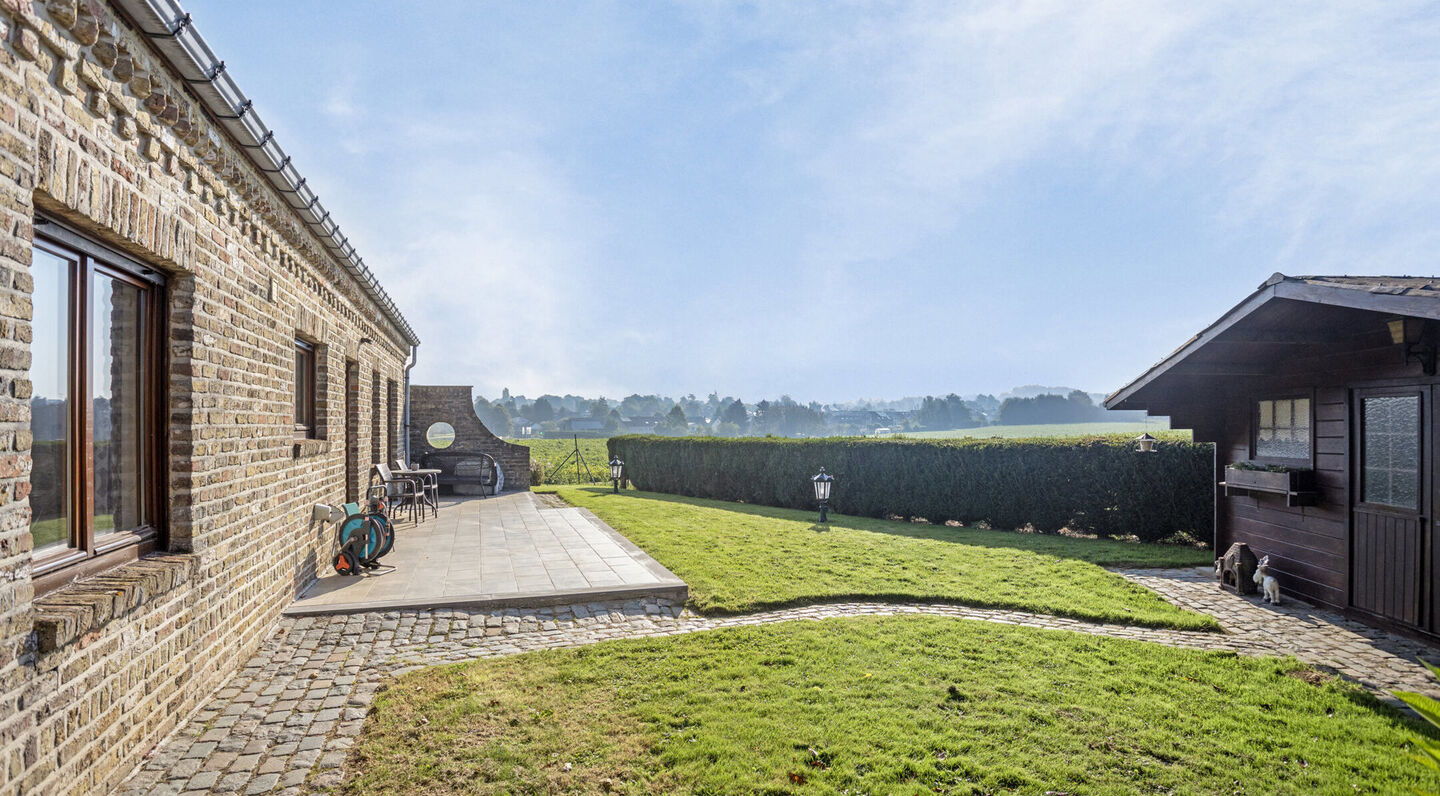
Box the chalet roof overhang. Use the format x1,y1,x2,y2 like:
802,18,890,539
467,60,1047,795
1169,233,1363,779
1105,274,1440,411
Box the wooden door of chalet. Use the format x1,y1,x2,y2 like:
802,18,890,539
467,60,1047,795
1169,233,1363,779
1350,386,1428,630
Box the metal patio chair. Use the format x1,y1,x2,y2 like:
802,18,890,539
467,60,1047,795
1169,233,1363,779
396,459,439,519
372,463,422,525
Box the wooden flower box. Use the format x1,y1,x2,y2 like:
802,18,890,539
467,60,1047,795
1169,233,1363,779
1221,466,1319,507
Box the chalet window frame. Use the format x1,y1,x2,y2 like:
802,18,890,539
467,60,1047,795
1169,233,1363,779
1249,390,1315,466
30,220,166,593
294,338,318,439
1354,386,1425,516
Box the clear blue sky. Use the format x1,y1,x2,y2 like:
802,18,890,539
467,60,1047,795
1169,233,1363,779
184,1,1440,402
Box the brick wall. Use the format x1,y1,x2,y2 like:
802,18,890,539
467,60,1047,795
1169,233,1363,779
409,386,530,489
0,2,415,794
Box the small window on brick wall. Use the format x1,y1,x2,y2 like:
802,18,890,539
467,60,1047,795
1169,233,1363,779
295,339,317,439
1255,396,1311,462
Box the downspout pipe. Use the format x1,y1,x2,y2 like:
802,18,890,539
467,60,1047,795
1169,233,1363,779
403,343,418,465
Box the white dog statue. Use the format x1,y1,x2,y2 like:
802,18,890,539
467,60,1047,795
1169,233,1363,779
1253,555,1281,605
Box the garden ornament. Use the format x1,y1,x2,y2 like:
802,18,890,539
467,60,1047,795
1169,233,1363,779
1253,555,1281,605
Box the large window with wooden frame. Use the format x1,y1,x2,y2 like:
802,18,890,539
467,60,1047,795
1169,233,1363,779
1254,396,1312,463
30,222,165,585
294,339,317,439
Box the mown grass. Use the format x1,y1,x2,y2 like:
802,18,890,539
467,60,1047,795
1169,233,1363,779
508,437,612,485
544,486,1216,629
884,421,1189,440
341,615,1431,795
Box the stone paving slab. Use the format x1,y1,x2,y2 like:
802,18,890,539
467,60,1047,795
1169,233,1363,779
115,568,1440,795
285,492,686,616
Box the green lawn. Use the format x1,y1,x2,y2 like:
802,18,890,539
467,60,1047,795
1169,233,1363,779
884,421,1190,440
342,615,1431,795
545,486,1216,629
509,437,612,485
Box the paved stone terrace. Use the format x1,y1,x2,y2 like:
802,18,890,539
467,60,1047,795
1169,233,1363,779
286,492,685,615
116,569,1440,795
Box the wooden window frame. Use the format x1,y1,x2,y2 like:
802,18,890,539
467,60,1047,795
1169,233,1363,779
30,221,166,592
294,338,317,439
1355,387,1425,516
1250,391,1315,466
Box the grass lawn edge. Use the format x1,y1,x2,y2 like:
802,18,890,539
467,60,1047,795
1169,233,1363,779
537,486,1223,633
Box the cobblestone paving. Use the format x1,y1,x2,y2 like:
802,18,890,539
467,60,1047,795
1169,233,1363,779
115,570,1440,795
1117,567,1440,699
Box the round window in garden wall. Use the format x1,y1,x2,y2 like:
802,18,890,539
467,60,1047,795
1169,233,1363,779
426,422,456,449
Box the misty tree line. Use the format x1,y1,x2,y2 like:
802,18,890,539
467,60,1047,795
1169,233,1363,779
473,391,827,437
472,387,1134,438
994,390,1116,425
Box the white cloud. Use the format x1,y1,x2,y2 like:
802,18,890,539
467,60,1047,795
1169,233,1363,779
752,1,1440,274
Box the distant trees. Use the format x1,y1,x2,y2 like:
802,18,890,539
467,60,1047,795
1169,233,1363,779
752,396,826,437
679,394,706,421
472,396,513,435
969,393,1000,420
719,399,749,433
915,394,982,430
620,394,669,418
996,390,1105,425
528,397,556,422
482,385,1137,439
659,404,689,435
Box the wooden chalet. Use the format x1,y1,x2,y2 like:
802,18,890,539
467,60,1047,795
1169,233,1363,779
1107,274,1440,638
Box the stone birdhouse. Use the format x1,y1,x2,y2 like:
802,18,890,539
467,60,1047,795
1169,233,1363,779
1220,542,1259,595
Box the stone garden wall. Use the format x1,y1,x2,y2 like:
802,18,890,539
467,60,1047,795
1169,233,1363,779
0,1,415,793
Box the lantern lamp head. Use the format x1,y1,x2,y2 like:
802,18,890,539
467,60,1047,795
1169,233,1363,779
812,467,834,502
1134,433,1158,453
1388,316,1424,345
609,456,624,481
1385,316,1436,375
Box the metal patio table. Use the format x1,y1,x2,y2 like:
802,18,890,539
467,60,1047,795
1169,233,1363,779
394,468,442,520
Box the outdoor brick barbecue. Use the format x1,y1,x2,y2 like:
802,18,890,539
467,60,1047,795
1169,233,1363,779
409,385,530,493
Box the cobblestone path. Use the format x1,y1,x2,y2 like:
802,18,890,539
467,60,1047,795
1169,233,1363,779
116,569,1440,795
1117,568,1440,698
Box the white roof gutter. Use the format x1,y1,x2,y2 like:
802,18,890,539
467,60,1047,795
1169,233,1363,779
111,0,420,347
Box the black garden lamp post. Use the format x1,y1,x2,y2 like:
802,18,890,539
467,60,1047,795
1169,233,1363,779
609,456,624,493
812,466,834,522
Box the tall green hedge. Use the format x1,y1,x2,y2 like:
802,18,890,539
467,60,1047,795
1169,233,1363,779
607,435,1214,544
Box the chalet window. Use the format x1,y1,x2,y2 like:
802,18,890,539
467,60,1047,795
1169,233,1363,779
1361,395,1421,510
1255,397,1311,462
294,339,317,439
30,225,164,580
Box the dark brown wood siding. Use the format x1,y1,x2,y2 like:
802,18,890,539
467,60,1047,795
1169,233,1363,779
1210,385,1349,609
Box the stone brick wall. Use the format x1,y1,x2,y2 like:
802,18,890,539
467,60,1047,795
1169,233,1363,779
0,2,416,794
409,386,530,489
